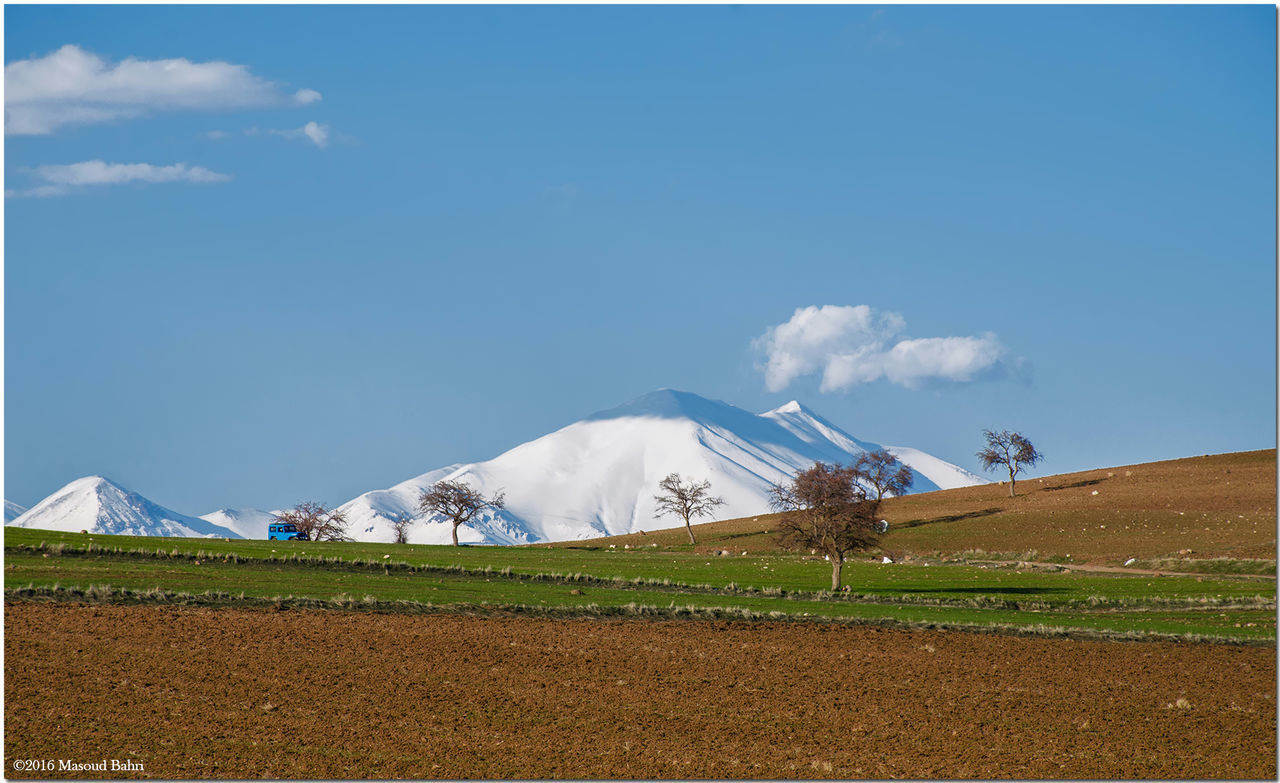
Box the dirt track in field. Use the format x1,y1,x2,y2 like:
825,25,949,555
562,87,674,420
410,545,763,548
5,603,1275,779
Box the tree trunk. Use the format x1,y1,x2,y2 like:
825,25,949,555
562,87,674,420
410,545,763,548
830,555,843,591
451,521,460,546
685,518,696,545
1008,467,1017,497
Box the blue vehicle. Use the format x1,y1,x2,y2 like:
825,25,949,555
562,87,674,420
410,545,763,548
267,522,306,541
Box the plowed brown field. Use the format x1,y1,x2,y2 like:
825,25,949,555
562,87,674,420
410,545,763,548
5,603,1275,779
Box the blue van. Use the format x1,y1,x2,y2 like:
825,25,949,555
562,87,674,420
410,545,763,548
267,522,306,541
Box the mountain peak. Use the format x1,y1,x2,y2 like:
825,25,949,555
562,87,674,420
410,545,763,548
68,474,111,487
769,400,808,415
58,475,134,497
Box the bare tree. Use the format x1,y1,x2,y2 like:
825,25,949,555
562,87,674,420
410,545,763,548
653,473,726,545
418,480,506,546
853,449,915,501
976,429,1044,497
273,502,351,542
770,462,882,591
391,513,413,545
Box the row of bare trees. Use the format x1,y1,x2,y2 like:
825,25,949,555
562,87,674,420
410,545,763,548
271,430,1041,560
653,448,913,546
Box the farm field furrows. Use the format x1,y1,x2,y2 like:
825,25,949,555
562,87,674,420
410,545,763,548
5,603,1275,780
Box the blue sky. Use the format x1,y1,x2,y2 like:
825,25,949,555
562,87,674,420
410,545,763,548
4,4,1275,514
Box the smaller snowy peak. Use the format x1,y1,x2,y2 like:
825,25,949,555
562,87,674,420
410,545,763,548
199,508,279,539
766,400,807,416
762,400,881,455
760,401,989,493
9,476,241,539
5,500,28,522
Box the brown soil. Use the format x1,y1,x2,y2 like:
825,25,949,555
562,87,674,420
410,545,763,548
578,449,1277,563
5,603,1275,779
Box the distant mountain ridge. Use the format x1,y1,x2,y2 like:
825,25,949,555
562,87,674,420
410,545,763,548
8,390,987,542
199,508,281,539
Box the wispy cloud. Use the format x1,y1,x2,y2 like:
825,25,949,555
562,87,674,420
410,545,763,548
5,44,321,135
269,121,330,148
754,305,1014,392
7,160,230,197
857,8,903,51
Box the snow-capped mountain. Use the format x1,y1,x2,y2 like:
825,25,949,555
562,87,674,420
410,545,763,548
337,389,987,545
8,476,241,538
5,500,28,522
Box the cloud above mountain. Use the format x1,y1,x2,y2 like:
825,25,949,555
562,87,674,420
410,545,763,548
4,44,321,135
754,305,1011,392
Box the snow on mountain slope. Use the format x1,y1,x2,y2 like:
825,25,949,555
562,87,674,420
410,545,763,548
882,446,987,490
8,476,241,538
759,401,985,493
5,500,28,522
339,389,988,544
199,507,280,539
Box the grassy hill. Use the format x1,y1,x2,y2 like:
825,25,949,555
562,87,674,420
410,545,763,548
559,449,1276,565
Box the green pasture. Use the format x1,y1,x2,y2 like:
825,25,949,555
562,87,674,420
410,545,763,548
4,551,1275,640
3,528,1275,642
4,527,1273,606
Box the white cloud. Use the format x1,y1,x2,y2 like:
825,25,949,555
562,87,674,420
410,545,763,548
5,184,69,199
7,160,230,197
269,120,329,148
754,305,1010,392
5,44,321,135
302,121,329,147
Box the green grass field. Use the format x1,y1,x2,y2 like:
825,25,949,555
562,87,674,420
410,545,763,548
5,527,1274,643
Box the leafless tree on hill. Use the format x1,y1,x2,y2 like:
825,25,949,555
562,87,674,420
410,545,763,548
853,449,915,501
653,473,726,545
273,502,351,542
770,462,882,591
418,480,506,546
976,429,1043,497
